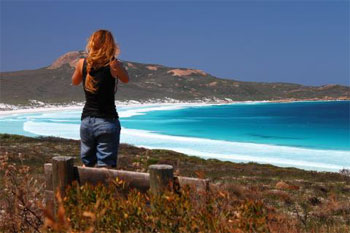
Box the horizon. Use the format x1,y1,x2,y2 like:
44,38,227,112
1,0,349,86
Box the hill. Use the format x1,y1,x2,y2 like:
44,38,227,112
1,51,349,106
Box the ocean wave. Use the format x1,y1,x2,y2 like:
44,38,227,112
138,146,344,171
23,121,80,139
120,128,349,172
119,104,199,118
22,119,349,172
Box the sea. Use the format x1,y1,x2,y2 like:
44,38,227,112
0,100,349,172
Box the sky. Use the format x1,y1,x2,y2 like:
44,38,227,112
1,0,349,86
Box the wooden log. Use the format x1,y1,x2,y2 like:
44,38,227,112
44,158,215,220
75,166,210,193
177,176,210,193
149,164,174,195
52,156,74,198
76,166,150,192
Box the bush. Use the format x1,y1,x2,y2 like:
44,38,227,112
1,151,348,233
0,155,44,232
41,178,276,232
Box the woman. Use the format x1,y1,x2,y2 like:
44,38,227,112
71,29,129,168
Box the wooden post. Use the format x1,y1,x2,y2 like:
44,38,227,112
44,163,54,216
149,164,173,195
52,156,75,200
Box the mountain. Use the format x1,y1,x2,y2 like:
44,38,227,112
0,51,349,106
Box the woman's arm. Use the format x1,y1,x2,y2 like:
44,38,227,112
71,58,84,85
110,59,129,83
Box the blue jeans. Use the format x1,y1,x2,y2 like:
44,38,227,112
80,116,121,167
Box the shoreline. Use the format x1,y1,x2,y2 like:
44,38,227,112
0,132,348,174
0,98,348,116
0,99,348,173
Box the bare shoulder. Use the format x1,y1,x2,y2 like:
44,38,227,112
75,58,85,72
109,58,129,83
78,58,85,67
71,58,85,85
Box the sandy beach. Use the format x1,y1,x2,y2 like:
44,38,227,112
0,99,262,116
1,98,346,116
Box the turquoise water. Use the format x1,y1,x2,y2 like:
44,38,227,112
122,101,350,151
0,101,349,172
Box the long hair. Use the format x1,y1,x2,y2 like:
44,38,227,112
85,29,120,93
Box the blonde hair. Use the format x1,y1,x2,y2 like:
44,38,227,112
85,29,120,93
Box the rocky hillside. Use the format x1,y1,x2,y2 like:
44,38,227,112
0,51,349,106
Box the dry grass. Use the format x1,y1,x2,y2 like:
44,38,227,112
1,134,350,232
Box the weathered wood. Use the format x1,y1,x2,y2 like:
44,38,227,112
44,158,212,213
44,163,54,215
177,176,210,193
45,190,54,216
149,164,174,195
76,166,150,192
52,156,74,198
44,163,53,191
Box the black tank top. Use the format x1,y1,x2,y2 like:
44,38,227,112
81,58,118,120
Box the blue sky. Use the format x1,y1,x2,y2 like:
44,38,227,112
1,0,349,86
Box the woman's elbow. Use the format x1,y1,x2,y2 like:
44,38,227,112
71,77,81,85
120,74,129,83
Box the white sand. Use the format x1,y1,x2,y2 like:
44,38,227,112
0,98,340,117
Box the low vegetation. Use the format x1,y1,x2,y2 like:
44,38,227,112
1,134,349,232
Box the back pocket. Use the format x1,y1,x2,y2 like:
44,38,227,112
95,118,116,136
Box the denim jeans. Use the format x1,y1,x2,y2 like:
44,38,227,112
80,116,121,167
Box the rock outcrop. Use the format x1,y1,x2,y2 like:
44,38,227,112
48,51,86,69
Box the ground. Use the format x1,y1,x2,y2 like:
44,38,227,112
1,133,349,231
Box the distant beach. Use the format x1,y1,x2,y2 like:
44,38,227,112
0,98,347,116
0,99,349,172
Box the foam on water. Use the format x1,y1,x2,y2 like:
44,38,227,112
120,128,349,172
23,121,80,139
2,102,349,172
22,120,349,172
118,105,189,118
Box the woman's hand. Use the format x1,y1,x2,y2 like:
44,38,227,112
110,59,129,83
